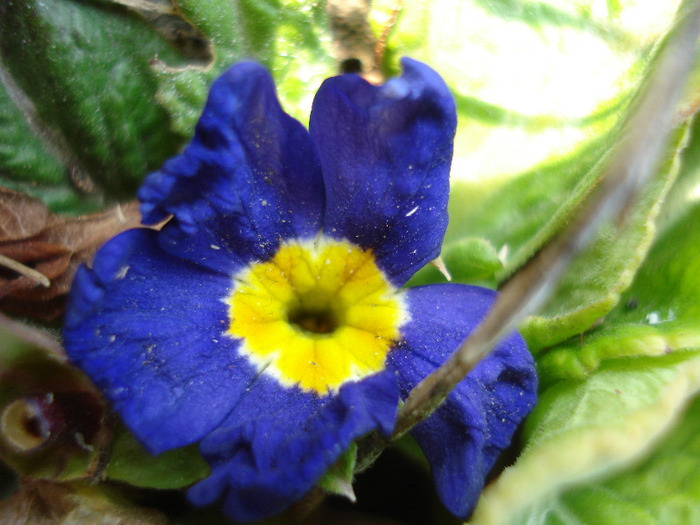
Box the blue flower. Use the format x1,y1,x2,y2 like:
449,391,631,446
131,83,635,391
63,59,537,521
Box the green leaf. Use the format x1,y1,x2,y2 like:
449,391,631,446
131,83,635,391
0,0,187,206
521,123,689,352
0,75,85,214
443,131,616,279
495,391,700,525
154,0,334,137
536,132,700,384
592,394,700,523
470,351,700,525
105,423,209,490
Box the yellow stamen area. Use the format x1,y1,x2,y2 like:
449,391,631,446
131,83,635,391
226,238,406,395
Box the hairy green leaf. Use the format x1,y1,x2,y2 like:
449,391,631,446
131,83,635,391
470,351,700,525
521,123,689,352
0,0,186,205
499,392,700,525
537,133,700,384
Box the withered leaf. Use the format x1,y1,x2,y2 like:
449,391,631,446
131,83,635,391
0,189,142,320
0,480,167,525
0,188,50,242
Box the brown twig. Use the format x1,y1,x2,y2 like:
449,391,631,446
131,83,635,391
374,1,404,69
326,0,380,81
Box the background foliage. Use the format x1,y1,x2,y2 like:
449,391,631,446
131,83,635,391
1,0,699,523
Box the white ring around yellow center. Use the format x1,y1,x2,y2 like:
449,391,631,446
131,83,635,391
226,237,407,395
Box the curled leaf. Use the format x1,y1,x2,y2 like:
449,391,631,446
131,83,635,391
0,336,107,481
0,392,102,455
0,283,109,482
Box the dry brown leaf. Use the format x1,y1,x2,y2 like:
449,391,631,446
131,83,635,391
0,188,50,241
0,189,141,320
0,480,167,525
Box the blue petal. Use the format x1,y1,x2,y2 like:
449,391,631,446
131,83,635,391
388,284,537,518
188,371,398,522
63,228,262,454
310,58,456,286
139,62,325,275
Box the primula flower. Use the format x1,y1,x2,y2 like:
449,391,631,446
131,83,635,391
63,59,537,521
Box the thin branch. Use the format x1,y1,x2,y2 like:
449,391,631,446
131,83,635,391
374,1,403,68
0,254,50,288
392,0,700,438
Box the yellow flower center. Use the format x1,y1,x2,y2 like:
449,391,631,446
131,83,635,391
226,238,406,395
